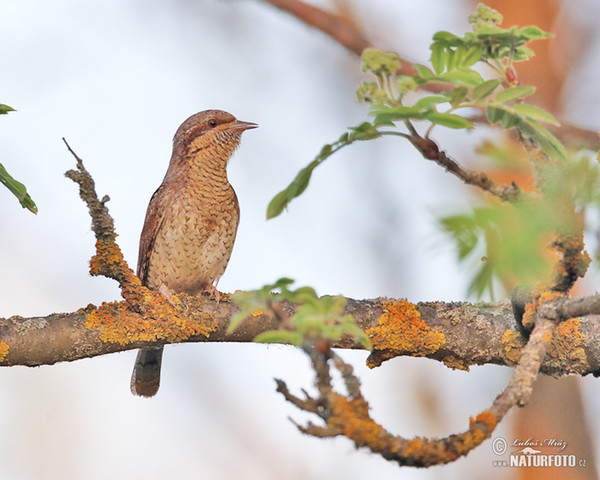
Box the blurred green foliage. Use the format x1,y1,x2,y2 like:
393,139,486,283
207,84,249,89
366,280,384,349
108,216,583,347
230,278,371,349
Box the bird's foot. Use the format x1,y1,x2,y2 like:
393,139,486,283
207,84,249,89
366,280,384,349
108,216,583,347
200,284,222,306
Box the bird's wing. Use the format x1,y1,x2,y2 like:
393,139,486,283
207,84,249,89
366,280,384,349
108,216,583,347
137,184,168,285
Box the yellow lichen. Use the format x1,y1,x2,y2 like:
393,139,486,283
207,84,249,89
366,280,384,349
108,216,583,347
522,290,566,331
546,317,588,373
0,341,9,362
85,290,217,345
402,410,495,464
502,329,524,364
328,393,388,451
366,300,445,368
470,410,497,432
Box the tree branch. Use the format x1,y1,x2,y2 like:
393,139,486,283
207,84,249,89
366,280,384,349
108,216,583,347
2,296,600,379
274,297,562,467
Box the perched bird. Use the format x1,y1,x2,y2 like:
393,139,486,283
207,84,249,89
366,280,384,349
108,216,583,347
131,109,257,397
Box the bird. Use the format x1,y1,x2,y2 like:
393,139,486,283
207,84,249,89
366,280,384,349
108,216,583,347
131,109,257,397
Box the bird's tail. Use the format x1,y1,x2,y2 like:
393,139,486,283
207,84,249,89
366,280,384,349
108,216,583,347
131,346,164,397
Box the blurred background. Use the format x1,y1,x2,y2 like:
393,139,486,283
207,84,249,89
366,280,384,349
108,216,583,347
1,0,600,478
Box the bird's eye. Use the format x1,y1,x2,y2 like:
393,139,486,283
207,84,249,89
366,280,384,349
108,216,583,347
208,119,217,128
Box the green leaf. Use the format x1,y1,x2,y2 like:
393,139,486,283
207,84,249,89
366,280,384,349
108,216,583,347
413,95,449,109
348,121,381,141
372,105,424,124
486,104,566,159
437,68,484,86
520,119,567,160
432,31,463,46
495,85,536,103
413,64,434,79
486,106,520,129
516,25,553,40
462,46,483,67
425,112,474,129
472,79,501,100
0,104,15,115
430,44,447,75
254,330,304,346
449,86,469,106
511,103,559,125
267,190,289,219
447,45,466,71
0,163,38,213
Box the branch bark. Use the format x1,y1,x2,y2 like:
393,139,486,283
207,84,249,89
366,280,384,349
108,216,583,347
2,297,600,378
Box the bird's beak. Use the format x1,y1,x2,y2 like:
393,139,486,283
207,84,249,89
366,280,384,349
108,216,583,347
229,120,258,132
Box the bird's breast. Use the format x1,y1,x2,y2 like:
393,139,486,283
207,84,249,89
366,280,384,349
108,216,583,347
145,184,239,295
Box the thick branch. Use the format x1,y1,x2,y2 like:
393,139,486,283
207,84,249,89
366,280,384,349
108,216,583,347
2,297,600,378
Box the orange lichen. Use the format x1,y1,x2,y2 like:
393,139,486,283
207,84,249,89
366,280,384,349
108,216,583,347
502,329,525,364
546,317,588,373
328,393,388,451
0,341,9,362
402,411,494,464
366,300,445,368
85,290,217,345
521,290,565,330
470,410,497,432
89,238,128,277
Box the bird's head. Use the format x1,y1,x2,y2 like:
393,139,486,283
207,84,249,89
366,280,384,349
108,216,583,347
172,110,257,165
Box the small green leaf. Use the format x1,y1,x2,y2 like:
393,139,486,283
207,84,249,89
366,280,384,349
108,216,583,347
495,85,536,103
254,330,304,346
447,45,466,71
0,104,15,115
511,103,559,125
432,31,463,46
472,79,501,100
437,68,484,86
317,144,333,160
414,95,449,109
430,44,447,75
413,64,434,79
349,122,381,141
372,105,424,124
0,163,38,213
516,25,552,40
463,46,483,67
520,120,567,160
425,112,474,129
486,105,566,159
267,190,289,219
449,86,469,106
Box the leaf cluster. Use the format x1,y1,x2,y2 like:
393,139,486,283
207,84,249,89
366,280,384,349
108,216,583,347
0,104,37,214
267,3,562,220
230,278,371,349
